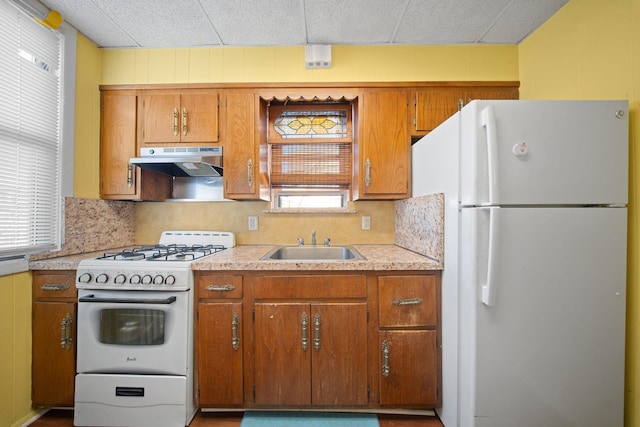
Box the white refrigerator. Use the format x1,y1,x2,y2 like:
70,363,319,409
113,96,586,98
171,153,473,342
412,100,628,427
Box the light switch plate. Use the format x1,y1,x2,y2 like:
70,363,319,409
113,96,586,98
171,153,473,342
248,216,258,231
361,216,371,230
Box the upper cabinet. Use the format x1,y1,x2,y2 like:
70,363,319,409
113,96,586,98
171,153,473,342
355,89,411,200
221,89,268,200
100,89,171,201
141,89,219,145
411,83,519,136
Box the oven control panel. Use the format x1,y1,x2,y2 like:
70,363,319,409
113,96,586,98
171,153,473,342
76,266,192,291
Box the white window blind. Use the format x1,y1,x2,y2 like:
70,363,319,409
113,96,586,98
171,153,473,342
0,0,63,258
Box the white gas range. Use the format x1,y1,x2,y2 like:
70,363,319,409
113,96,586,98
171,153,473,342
73,231,235,427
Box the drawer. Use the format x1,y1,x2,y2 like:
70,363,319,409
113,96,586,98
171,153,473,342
32,271,77,300
197,274,242,299
378,275,436,328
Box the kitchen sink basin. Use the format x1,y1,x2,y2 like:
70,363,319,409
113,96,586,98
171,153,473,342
260,245,366,261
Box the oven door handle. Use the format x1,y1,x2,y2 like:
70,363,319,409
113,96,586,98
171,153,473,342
78,295,177,304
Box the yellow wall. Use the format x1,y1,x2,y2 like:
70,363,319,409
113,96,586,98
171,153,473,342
519,0,638,425
1,272,33,427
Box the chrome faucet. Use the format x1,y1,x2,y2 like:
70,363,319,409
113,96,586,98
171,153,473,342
311,229,316,246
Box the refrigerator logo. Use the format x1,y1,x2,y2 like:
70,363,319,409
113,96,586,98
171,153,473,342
126,357,137,362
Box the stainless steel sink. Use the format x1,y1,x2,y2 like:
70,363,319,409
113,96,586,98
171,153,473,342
260,245,366,261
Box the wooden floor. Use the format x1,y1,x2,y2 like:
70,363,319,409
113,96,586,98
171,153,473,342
28,409,444,427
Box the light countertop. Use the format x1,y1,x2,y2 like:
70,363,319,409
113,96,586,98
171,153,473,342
29,244,441,272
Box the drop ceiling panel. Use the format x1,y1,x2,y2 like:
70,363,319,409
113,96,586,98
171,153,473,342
201,0,305,46
480,0,570,43
394,0,514,44
304,0,405,45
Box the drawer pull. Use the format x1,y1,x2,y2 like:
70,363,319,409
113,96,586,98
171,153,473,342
313,313,321,351
381,340,390,377
41,284,69,291
392,297,423,306
301,312,309,351
231,313,240,350
60,313,72,350
173,107,179,136
205,284,235,292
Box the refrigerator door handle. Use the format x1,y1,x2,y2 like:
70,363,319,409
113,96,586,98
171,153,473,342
481,207,500,306
482,106,499,204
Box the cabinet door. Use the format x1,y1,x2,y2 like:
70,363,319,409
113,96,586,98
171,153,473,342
142,91,219,144
254,302,311,405
180,91,219,143
142,92,182,143
223,90,259,199
359,89,410,199
100,91,138,198
312,303,368,406
413,88,466,134
32,302,76,406
379,330,439,407
197,302,243,406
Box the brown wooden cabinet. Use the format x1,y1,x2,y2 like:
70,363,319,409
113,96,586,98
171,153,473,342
356,89,411,200
194,270,441,411
141,90,219,145
377,274,441,408
249,274,369,408
222,89,267,200
412,84,519,135
195,274,243,407
31,271,77,407
99,89,171,201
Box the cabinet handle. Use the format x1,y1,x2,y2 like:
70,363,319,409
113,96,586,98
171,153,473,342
173,107,179,136
231,312,240,350
392,297,423,306
301,312,309,351
381,339,390,377
247,159,253,188
182,107,188,136
60,313,73,351
41,284,69,291
313,313,321,351
205,284,235,292
127,164,134,187
365,158,371,187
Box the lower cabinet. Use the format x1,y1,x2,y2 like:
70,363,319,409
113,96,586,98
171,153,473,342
253,301,368,406
31,271,77,407
377,274,441,408
195,271,441,411
195,274,243,407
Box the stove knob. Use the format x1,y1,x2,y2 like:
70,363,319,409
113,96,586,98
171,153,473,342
78,273,92,283
96,273,109,284
165,275,176,286
129,274,141,285
153,275,164,285
141,274,153,285
114,274,127,285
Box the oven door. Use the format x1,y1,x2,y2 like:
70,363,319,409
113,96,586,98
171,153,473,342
76,289,191,375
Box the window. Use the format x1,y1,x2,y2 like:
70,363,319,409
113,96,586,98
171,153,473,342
0,0,76,273
267,102,354,211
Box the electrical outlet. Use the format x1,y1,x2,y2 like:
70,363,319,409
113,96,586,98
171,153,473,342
361,216,371,230
248,216,258,231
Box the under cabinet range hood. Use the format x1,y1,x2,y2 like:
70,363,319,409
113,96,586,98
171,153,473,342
130,146,223,177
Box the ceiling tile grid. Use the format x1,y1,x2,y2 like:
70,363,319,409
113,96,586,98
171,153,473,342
39,0,569,48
